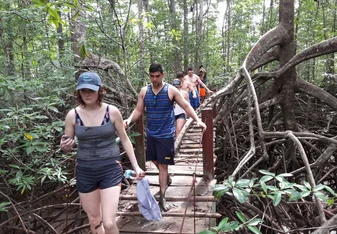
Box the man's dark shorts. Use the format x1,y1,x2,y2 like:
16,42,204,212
76,158,123,193
146,134,175,165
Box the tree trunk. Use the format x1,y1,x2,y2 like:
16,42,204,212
195,0,203,68
168,0,182,73
57,10,64,56
138,0,145,85
70,1,86,63
183,0,188,72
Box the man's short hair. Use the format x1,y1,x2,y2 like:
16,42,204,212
149,63,164,73
176,72,184,78
187,67,193,71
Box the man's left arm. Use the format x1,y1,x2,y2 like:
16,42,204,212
197,77,213,94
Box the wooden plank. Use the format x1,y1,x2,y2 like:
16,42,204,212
145,162,203,170
145,170,204,176
121,178,216,196
117,215,214,233
146,165,204,172
179,148,203,153
117,211,221,218
138,175,209,187
120,194,216,202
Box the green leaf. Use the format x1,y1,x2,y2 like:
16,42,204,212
212,184,226,191
235,179,251,188
72,10,80,20
277,173,293,177
26,146,35,155
260,175,273,183
294,184,307,191
233,187,247,203
9,164,20,169
260,181,267,194
80,45,89,59
218,217,228,229
214,189,227,198
273,191,282,206
287,190,301,201
313,184,326,192
279,181,295,190
0,169,8,174
247,225,262,234
0,202,10,212
299,190,311,198
313,191,328,202
275,176,286,183
248,218,263,226
198,230,215,234
303,181,312,190
259,170,275,176
235,211,246,223
48,7,60,20
324,186,336,196
327,198,334,206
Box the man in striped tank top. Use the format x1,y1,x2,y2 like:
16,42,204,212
124,63,206,212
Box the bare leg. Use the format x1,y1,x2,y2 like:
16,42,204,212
175,118,186,139
79,190,104,234
154,162,170,211
100,186,121,234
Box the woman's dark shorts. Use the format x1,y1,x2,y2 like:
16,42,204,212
76,158,123,193
146,134,175,165
175,113,186,120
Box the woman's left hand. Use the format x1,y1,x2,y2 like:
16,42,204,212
135,167,146,180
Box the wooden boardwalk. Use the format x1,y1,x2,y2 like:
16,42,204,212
116,121,220,234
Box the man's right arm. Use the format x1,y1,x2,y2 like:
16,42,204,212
125,87,146,126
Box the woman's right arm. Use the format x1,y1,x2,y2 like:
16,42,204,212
60,109,76,153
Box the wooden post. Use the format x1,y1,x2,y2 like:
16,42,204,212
134,115,146,171
202,108,214,180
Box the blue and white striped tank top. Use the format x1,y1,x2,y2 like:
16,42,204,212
144,83,175,138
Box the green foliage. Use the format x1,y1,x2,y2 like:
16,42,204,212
203,170,336,233
199,212,263,234
0,202,11,213
0,69,74,195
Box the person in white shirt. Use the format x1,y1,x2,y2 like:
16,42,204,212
172,76,189,138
